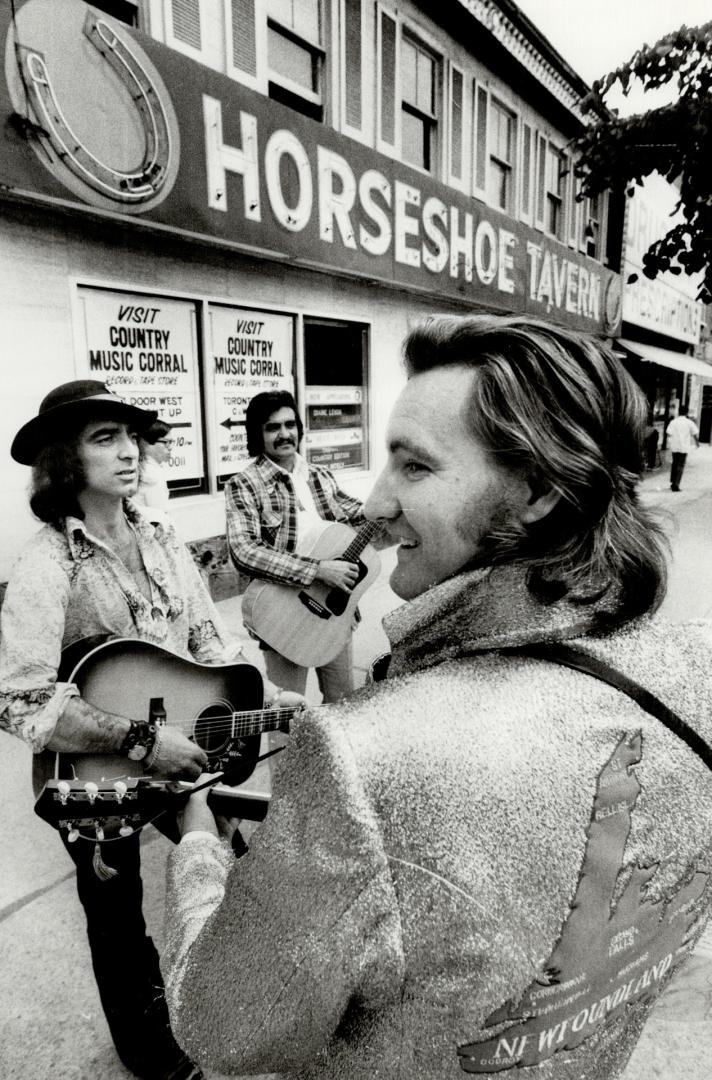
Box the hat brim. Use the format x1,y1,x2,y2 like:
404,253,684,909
11,398,159,466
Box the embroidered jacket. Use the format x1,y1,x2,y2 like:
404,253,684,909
225,453,363,587
0,500,234,789
163,564,712,1080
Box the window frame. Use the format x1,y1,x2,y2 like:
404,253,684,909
399,28,440,176
266,10,326,110
486,96,517,214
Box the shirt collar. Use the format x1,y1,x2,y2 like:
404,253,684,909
255,452,308,485
64,498,162,559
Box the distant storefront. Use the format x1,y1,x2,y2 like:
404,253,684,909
616,173,710,447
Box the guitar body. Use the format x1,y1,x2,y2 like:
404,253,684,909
55,638,265,790
242,521,381,667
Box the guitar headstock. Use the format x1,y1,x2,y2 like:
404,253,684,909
34,777,180,840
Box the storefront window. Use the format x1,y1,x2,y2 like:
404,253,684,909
303,318,369,471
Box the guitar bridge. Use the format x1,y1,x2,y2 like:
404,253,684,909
297,591,331,620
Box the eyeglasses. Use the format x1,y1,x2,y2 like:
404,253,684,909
157,438,174,447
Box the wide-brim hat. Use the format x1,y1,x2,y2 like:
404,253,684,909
11,379,159,465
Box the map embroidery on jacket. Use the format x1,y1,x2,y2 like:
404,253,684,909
458,733,710,1073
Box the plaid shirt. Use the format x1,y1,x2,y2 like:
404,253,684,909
225,454,364,587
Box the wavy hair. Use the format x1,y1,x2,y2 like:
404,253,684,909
30,436,86,526
403,314,668,620
245,390,303,457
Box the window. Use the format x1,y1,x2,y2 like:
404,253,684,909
83,0,139,25
303,319,369,472
537,138,566,239
267,0,324,119
487,99,515,212
400,33,438,172
579,193,602,259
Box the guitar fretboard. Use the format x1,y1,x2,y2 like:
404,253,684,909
340,520,383,562
226,705,296,738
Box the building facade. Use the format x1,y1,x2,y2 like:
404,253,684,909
0,0,624,589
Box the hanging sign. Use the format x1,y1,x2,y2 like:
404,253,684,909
208,305,294,477
76,288,202,482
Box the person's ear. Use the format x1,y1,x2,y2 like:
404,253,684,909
520,473,561,524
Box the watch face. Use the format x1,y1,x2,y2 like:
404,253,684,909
127,743,148,761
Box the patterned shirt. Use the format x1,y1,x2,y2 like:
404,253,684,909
225,453,364,586
0,499,234,757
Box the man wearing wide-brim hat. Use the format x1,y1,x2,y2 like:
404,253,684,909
0,379,232,1080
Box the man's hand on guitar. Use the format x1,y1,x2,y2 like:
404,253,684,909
148,727,208,779
316,558,359,591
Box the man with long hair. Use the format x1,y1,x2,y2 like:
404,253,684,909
225,389,365,702
0,380,267,1080
163,317,712,1080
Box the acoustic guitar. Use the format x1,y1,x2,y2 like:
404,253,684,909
241,519,382,667
43,637,301,837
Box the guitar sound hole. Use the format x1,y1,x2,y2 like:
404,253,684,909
193,701,233,755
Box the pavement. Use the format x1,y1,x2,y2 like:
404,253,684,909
1,446,712,1079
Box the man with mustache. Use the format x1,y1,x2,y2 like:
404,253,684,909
164,316,712,1080
225,389,364,702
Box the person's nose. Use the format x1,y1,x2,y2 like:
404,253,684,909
118,432,138,460
364,467,400,523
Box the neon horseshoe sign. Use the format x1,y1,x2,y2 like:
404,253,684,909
8,2,180,212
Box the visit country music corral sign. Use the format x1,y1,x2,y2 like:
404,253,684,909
0,0,622,336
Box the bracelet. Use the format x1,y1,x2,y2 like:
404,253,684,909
143,724,163,771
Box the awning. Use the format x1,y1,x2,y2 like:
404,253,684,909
616,338,712,379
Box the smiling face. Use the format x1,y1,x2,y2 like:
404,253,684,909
364,366,529,601
261,407,300,469
76,419,140,501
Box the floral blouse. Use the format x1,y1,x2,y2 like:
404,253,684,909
0,500,235,754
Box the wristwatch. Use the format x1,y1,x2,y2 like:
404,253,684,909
120,720,157,762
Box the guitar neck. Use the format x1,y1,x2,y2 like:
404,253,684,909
230,705,296,738
340,520,382,561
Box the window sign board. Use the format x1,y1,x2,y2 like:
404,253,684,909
76,288,202,483
208,306,295,477
305,386,364,470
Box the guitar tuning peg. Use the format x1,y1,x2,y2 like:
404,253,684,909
114,780,128,801
84,781,99,804
57,780,71,804
119,821,134,837
67,828,80,843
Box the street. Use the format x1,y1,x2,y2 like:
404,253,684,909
1,449,711,1079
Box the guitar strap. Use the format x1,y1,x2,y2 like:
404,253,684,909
500,641,712,775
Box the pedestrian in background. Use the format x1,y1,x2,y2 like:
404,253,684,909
666,403,699,492
137,419,173,510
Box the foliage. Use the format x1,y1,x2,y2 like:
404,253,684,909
572,21,712,303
